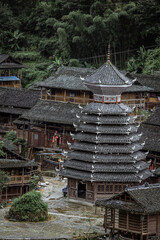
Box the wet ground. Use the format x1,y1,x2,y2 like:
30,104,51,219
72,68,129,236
0,175,105,239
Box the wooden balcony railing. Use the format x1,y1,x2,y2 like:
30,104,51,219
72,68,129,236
42,94,146,107
41,94,92,104
9,175,31,185
121,98,145,108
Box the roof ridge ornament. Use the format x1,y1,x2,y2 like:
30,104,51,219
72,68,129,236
107,43,111,63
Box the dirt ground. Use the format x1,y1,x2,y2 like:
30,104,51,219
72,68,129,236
0,174,105,239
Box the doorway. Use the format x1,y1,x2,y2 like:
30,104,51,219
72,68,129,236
78,182,86,199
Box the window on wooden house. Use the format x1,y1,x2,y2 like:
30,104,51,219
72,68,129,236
106,184,113,193
97,184,104,193
34,133,38,140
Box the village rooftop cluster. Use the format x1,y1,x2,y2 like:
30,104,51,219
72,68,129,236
0,54,160,239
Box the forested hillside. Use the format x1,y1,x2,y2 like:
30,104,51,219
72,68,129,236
1,0,160,87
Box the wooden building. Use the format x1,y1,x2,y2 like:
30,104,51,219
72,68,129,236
61,59,152,203
0,87,40,139
15,66,158,158
0,140,39,202
0,54,25,88
130,73,160,110
35,66,153,113
96,183,160,240
16,101,81,158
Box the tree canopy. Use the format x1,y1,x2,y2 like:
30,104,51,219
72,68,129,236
8,191,48,222
1,0,160,87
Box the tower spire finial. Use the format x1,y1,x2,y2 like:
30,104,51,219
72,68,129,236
107,43,110,62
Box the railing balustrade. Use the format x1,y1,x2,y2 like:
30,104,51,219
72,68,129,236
9,175,31,184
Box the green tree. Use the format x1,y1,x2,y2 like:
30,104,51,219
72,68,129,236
8,191,48,222
4,130,17,142
8,30,25,50
29,175,39,191
0,141,6,158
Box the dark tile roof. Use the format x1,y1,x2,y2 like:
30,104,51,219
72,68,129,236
35,66,157,94
0,106,27,115
131,73,160,92
138,108,160,153
124,84,153,93
96,184,160,214
0,54,25,69
70,142,143,154
61,168,152,182
139,124,160,153
73,133,141,144
63,160,149,173
0,87,40,109
82,103,132,115
80,115,136,125
0,159,38,168
85,62,133,86
76,124,139,134
144,108,160,127
96,199,143,213
21,100,81,125
67,151,148,163
35,66,95,91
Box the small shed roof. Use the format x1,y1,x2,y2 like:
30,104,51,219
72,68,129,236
0,159,38,168
0,54,25,69
96,183,160,214
21,100,81,125
0,76,20,81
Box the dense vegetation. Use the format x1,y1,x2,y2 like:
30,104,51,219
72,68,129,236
4,130,27,157
0,170,9,192
1,0,160,87
8,191,48,222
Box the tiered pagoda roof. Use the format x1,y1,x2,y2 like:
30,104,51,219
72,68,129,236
61,60,152,184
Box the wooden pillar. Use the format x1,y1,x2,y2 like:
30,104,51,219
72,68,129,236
156,215,159,236
20,186,22,196
83,91,85,104
45,88,47,99
93,182,97,201
64,90,66,102
104,208,107,233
